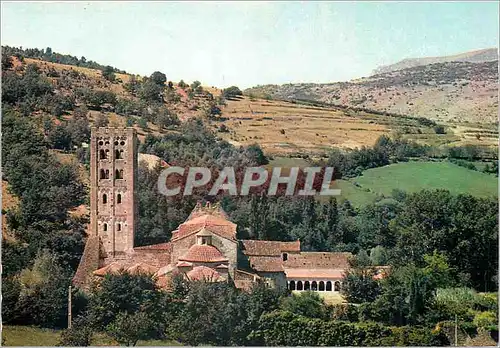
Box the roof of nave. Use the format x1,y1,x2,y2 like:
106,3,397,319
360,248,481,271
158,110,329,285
179,244,228,263
247,255,284,273
93,261,159,277
171,203,237,242
241,240,301,256
134,242,173,251
185,201,229,221
284,252,352,269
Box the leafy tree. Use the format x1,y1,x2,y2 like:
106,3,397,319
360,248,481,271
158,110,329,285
48,124,73,150
15,250,71,328
280,291,327,319
58,316,94,346
190,80,203,93
150,71,167,86
101,65,116,82
222,86,243,99
370,245,388,266
86,273,165,332
138,80,163,102
178,79,187,88
107,311,154,346
341,258,380,304
2,53,14,70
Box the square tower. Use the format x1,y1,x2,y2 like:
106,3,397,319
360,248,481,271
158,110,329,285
90,127,137,258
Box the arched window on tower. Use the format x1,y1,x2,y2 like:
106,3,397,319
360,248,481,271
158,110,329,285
102,194,107,204
99,149,107,160
117,223,121,231
282,253,288,261
115,149,124,159
115,169,124,179
100,169,110,179
103,223,108,232
117,194,122,204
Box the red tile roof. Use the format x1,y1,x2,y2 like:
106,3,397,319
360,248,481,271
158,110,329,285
186,266,222,282
93,262,159,276
127,263,159,276
186,202,229,221
179,244,228,263
241,240,301,256
248,256,284,272
93,261,127,276
284,252,352,269
172,214,237,242
284,268,345,279
134,242,172,251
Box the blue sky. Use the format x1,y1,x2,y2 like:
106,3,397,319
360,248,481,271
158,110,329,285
1,1,498,88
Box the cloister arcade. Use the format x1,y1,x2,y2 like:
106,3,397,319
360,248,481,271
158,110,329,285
287,279,342,292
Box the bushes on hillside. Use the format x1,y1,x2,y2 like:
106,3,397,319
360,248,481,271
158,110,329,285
252,310,449,346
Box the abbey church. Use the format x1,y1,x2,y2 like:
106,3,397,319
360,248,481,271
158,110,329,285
73,127,353,293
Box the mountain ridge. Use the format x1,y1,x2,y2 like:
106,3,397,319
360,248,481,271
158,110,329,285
372,48,498,75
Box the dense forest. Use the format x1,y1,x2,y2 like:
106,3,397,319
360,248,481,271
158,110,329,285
1,48,498,346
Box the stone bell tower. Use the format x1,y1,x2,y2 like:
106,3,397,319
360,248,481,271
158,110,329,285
90,127,137,258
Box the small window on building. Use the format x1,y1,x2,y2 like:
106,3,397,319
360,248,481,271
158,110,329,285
117,223,121,231
117,194,122,204
115,149,124,159
102,194,107,204
103,223,107,232
100,169,110,179
99,149,107,160
282,253,288,261
115,169,124,179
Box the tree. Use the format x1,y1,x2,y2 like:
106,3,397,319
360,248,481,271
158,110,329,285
150,71,167,86
101,65,116,82
190,80,202,93
280,291,327,319
138,80,163,102
222,86,243,99
86,273,165,332
341,266,381,304
178,79,187,88
59,316,94,346
107,312,154,346
2,54,13,70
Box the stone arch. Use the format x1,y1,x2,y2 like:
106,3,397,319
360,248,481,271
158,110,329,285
297,281,303,291
311,281,318,291
304,281,310,290
289,280,296,291
334,281,341,292
319,281,325,291
326,281,332,291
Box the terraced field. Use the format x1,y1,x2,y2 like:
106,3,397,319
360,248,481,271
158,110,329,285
215,97,496,156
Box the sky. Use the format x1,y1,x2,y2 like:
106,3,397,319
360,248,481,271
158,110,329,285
1,1,499,89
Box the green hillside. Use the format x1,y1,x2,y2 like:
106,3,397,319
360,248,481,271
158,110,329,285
339,161,497,206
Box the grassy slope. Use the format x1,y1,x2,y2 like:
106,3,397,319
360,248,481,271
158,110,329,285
1,326,181,346
348,161,497,204
267,157,497,207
